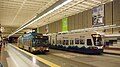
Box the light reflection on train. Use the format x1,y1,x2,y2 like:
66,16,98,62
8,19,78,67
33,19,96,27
48,31,104,54
17,32,49,53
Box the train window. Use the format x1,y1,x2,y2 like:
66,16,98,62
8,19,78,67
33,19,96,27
66,40,69,45
87,39,92,46
63,40,65,45
80,39,85,44
60,40,63,44
92,37,102,46
75,38,79,44
53,40,54,44
70,40,71,45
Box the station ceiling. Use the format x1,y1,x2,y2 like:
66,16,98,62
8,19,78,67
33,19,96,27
0,0,112,37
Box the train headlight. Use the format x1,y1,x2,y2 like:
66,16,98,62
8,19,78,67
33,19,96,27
46,48,49,50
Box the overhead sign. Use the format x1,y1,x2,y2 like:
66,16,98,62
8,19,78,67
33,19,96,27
92,5,104,27
62,16,68,32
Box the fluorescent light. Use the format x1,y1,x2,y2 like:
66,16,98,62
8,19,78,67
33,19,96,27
8,0,73,37
90,0,102,4
83,1,96,6
29,0,73,25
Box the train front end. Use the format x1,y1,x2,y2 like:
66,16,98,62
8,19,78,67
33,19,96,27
87,34,104,54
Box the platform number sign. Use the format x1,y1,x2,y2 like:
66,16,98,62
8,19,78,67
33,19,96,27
62,16,68,32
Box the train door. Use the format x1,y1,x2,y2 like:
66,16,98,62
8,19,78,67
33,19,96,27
57,35,61,45
61,34,68,46
74,34,80,46
63,39,69,45
86,39,92,46
70,37,74,45
79,35,85,45
84,33,92,46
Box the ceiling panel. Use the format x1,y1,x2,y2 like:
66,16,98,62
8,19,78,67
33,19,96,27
0,0,58,37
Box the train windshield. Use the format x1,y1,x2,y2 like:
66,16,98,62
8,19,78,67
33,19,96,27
91,34,103,46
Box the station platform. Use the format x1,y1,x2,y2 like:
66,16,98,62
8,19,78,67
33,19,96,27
104,47,120,55
0,44,120,67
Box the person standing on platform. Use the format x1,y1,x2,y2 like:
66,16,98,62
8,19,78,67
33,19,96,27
3,39,7,48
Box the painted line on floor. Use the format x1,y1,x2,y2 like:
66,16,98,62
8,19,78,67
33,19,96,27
9,44,60,67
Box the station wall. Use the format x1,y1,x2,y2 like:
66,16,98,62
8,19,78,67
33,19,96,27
113,0,120,33
105,1,113,34
38,1,120,34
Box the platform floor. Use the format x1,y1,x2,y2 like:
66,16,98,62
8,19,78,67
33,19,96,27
0,44,120,67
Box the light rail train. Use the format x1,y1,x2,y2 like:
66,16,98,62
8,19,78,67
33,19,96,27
48,31,104,54
17,32,49,53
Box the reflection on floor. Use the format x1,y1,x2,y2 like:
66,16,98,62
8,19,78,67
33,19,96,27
0,44,43,67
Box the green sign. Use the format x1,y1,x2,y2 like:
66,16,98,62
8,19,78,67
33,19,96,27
62,16,68,32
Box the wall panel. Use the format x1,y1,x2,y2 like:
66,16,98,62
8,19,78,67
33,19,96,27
113,0,120,33
71,15,75,30
68,16,72,31
52,22,55,33
55,21,58,32
82,10,88,28
113,0,120,22
105,2,113,25
78,12,83,29
105,2,113,34
74,14,79,29
54,22,57,33
58,20,62,32
52,23,54,33
57,20,60,32
49,24,51,33
87,9,92,28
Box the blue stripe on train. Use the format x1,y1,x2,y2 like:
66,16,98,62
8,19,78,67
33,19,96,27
49,44,103,54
